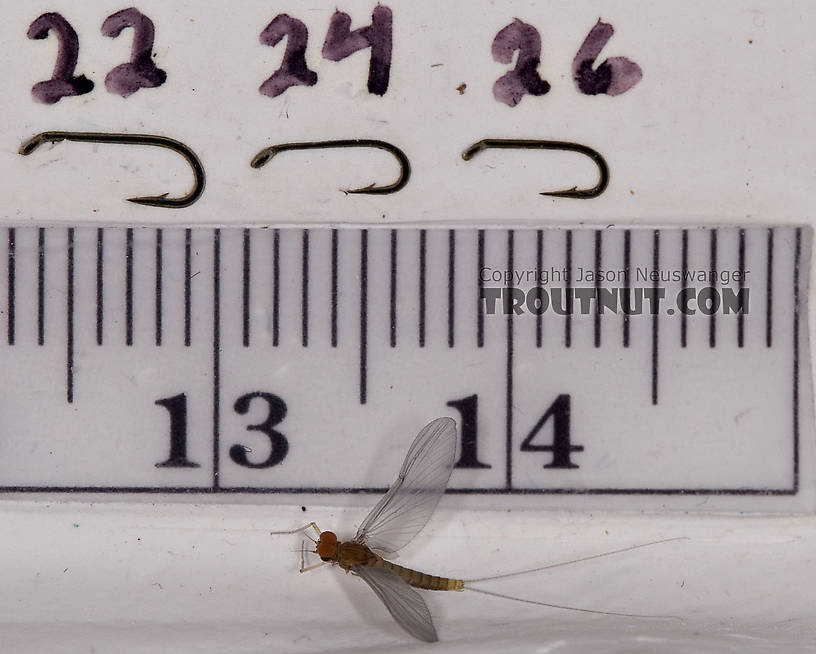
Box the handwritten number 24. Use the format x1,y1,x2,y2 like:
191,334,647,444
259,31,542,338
259,6,393,98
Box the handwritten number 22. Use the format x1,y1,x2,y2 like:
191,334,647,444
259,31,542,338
28,9,166,104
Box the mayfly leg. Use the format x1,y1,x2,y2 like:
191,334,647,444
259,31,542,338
300,560,328,573
270,522,322,538
298,540,329,573
271,522,328,572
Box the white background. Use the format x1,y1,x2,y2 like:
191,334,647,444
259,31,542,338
0,0,814,651
1,503,813,652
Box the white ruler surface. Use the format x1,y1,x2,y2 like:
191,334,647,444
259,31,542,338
0,224,811,510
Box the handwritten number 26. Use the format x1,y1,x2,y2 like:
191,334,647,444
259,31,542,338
492,18,643,107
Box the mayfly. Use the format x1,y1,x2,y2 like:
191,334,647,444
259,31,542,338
275,417,683,642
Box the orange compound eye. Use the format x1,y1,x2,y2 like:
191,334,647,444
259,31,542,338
316,531,338,561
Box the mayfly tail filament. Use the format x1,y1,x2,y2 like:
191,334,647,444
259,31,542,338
463,537,689,584
463,586,681,620
461,537,688,621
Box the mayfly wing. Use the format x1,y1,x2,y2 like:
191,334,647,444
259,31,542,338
354,565,438,643
354,417,457,554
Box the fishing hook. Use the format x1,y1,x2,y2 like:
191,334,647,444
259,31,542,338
461,138,609,199
251,139,410,194
19,131,205,208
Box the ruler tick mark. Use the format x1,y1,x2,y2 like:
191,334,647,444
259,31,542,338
126,228,134,346
477,230,485,348
97,229,104,346
7,228,15,346
272,229,280,347
623,229,631,348
155,229,163,347
793,227,801,492
390,229,397,348
506,229,514,490
66,228,75,404
766,228,774,348
243,229,250,348
360,230,368,405
331,229,338,347
184,229,192,347
738,228,745,348
38,228,45,346
448,230,455,348
680,229,688,348
212,229,221,489
302,229,309,348
419,230,426,348
565,230,572,348
652,230,660,405
536,230,543,348
709,229,717,348
594,230,602,348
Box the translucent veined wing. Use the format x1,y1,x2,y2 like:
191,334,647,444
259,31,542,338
354,565,438,643
354,417,456,554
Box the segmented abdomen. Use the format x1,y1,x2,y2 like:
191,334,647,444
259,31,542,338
378,559,464,591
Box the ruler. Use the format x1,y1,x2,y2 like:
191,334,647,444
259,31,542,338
0,224,812,510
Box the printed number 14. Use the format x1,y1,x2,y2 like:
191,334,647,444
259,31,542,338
448,393,584,469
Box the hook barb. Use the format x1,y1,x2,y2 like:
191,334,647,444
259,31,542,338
251,139,410,195
19,131,205,208
462,138,609,199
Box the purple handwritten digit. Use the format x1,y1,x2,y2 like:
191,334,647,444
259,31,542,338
27,12,94,104
322,5,392,96
259,14,318,98
573,19,642,96
491,19,550,107
102,8,167,98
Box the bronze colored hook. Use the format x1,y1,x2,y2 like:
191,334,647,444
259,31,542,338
251,139,410,194
461,139,609,199
19,131,205,208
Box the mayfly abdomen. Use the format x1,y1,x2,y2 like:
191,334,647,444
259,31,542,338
379,559,464,592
